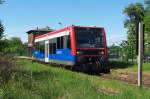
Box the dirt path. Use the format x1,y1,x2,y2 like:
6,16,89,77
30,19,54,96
100,71,150,87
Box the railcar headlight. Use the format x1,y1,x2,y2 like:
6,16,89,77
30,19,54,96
77,51,82,54
98,51,104,55
101,51,104,54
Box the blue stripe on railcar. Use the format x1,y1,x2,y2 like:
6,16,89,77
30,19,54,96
49,48,76,61
34,50,44,59
34,48,76,62
34,50,45,61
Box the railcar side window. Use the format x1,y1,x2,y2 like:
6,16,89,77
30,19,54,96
57,37,64,49
49,43,53,54
40,43,45,54
49,38,56,54
67,35,71,49
52,43,56,54
35,42,45,54
35,42,40,50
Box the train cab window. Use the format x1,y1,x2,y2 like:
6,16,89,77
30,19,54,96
75,27,104,48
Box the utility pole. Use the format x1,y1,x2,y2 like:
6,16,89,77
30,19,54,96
132,11,144,87
138,22,143,87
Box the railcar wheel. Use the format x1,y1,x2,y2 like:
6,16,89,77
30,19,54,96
96,57,110,73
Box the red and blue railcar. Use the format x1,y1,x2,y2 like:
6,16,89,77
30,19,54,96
34,25,109,72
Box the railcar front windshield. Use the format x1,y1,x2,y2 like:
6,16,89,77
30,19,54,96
75,27,104,48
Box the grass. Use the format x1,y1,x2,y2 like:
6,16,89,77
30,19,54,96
126,62,150,72
1,59,150,99
109,61,150,73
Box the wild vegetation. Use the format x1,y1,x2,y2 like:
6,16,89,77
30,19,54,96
0,59,150,99
0,53,15,84
119,0,150,61
0,0,150,98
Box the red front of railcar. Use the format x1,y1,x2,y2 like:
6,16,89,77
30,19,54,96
69,26,109,72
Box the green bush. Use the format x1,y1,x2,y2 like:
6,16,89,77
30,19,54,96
0,53,15,83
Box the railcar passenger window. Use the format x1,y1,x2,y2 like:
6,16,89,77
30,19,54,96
49,38,57,54
60,37,63,48
52,43,56,54
36,42,45,54
39,43,45,54
57,37,61,49
49,43,53,54
67,36,71,49
35,42,40,50
57,37,64,49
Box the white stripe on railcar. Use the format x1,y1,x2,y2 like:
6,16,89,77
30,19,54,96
35,31,69,42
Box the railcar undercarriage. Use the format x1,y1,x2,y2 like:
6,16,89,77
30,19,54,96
72,56,110,73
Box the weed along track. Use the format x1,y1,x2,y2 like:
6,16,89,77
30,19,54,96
100,72,150,87
37,60,150,87
18,57,150,87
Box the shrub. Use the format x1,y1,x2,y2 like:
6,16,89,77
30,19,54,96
0,53,15,84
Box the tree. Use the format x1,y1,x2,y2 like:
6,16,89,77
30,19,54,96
0,39,8,52
108,44,121,60
0,0,4,4
0,0,5,51
0,0,4,40
124,3,144,21
4,37,24,55
123,3,145,60
120,41,131,62
0,21,4,40
145,0,150,10
144,0,150,55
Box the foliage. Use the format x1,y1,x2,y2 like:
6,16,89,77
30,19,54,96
123,3,145,21
123,1,150,58
108,44,121,60
0,0,4,4
120,41,130,61
109,60,133,69
144,12,150,55
1,59,150,99
0,53,15,84
6,37,23,53
0,39,8,52
0,21,4,40
145,0,150,10
144,0,150,55
0,0,4,38
123,3,145,61
0,37,27,56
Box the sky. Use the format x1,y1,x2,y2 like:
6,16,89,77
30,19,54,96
0,0,144,45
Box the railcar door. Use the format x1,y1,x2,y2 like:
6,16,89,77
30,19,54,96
45,40,49,62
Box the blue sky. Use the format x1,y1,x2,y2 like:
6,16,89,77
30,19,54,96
0,0,143,45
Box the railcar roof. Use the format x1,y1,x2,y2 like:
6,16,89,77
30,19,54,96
35,25,104,39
